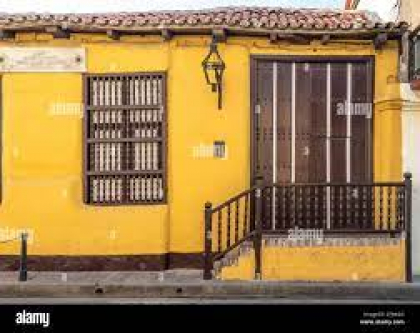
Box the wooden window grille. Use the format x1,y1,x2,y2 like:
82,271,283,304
83,73,166,205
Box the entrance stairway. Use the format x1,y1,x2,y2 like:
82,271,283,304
212,235,405,281
203,174,413,282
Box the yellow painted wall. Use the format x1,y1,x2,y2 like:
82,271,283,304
374,45,403,182
0,34,403,257
220,241,406,282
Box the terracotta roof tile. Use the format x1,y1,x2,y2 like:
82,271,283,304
0,7,407,35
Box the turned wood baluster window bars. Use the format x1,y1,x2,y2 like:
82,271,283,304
83,73,166,205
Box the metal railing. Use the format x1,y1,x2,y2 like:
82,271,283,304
203,187,258,280
204,173,413,282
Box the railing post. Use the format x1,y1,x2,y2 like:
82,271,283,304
203,202,213,280
404,172,413,283
19,232,28,282
254,177,263,280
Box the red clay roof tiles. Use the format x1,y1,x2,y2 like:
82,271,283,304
0,7,407,34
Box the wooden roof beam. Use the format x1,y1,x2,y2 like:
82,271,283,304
106,29,120,40
45,26,70,39
269,32,278,43
161,28,173,41
374,32,388,49
212,28,227,42
320,34,330,45
0,29,15,39
270,33,311,45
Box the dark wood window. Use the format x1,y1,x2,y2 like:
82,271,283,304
83,73,166,205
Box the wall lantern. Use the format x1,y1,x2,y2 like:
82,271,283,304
202,38,226,109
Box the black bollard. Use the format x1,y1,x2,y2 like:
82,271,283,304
19,232,28,282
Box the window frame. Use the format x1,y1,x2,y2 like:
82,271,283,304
0,76,2,203
410,35,420,81
82,71,168,206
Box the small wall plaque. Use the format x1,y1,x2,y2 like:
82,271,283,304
0,47,86,72
214,141,226,158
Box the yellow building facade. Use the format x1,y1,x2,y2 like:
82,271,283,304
0,8,411,279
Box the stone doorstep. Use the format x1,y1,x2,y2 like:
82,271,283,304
212,235,403,278
263,237,402,247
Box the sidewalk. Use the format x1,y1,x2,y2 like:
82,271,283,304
1,270,420,300
0,270,203,284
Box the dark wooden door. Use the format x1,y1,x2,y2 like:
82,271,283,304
252,59,373,230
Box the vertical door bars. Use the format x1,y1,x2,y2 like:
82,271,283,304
272,63,278,230
291,63,296,184
326,64,332,229
268,61,369,230
346,63,353,183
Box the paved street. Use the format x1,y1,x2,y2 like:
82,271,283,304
1,297,420,304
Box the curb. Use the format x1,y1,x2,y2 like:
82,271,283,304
0,282,419,300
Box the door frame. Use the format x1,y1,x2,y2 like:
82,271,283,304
250,55,375,187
